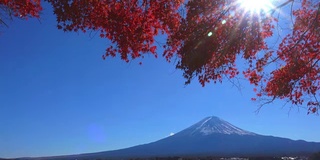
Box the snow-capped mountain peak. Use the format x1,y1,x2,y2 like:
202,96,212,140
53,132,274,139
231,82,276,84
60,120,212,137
46,116,320,159
178,116,256,136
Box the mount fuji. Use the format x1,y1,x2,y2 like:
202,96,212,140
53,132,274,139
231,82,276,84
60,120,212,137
32,116,320,159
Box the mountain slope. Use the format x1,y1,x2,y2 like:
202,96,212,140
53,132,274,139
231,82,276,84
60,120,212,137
36,116,320,159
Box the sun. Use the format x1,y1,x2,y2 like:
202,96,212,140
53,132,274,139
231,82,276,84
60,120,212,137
237,0,274,14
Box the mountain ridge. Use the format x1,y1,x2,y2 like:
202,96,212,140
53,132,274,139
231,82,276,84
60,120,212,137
24,116,320,160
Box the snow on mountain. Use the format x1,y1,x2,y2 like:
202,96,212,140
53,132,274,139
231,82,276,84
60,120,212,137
178,116,256,136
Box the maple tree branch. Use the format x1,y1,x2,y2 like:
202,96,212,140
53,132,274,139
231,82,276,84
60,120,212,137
0,5,9,27
223,74,243,93
290,1,295,27
313,95,320,108
255,96,277,114
270,0,294,15
0,17,8,27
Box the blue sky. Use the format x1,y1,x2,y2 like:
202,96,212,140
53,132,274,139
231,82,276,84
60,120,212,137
0,2,319,158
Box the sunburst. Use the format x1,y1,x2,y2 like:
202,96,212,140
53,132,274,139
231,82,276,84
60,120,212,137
237,0,274,14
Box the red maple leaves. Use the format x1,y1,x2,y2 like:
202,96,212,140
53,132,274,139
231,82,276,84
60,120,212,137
164,0,275,90
262,0,320,113
0,0,42,24
241,0,319,114
2,0,319,114
164,0,319,114
46,0,182,62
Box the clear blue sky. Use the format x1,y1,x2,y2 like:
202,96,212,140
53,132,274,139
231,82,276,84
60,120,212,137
0,2,319,159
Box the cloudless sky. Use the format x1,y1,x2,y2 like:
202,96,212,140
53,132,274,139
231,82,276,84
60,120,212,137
0,2,319,159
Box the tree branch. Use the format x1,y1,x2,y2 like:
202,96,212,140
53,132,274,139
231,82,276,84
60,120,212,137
270,0,294,15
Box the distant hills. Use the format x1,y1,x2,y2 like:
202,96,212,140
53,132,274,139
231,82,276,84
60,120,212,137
21,116,320,159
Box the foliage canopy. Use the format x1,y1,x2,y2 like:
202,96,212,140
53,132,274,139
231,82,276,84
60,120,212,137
1,0,319,114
